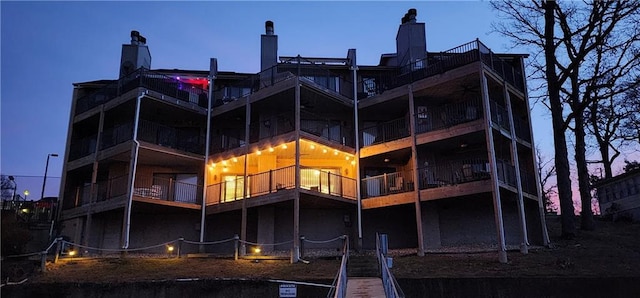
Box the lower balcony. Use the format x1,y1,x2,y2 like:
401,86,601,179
418,158,491,189
205,165,357,205
361,171,414,199
63,174,201,210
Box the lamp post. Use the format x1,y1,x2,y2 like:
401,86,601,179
41,153,59,200
24,190,29,201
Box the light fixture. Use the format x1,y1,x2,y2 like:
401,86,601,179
256,150,262,155
223,167,229,173
345,156,350,161
167,245,175,253
253,247,261,254
310,144,315,150
68,250,77,257
384,158,390,162
21,208,29,213
222,160,228,166
333,150,339,155
322,148,327,154
269,147,274,152
351,160,356,166
281,144,288,149
233,157,238,163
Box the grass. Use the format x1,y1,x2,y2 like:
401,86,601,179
14,217,640,284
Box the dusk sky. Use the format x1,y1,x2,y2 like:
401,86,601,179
1,1,567,199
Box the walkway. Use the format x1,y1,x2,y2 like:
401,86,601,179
345,277,386,298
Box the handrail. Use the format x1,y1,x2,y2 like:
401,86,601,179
376,233,404,298
327,235,349,298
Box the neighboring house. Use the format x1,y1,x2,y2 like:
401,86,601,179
594,169,640,222
57,9,548,262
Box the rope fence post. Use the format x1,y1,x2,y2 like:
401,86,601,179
234,234,239,261
40,251,47,272
177,237,184,258
54,238,62,263
299,235,305,259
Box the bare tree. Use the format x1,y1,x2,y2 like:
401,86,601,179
492,0,640,235
537,147,557,213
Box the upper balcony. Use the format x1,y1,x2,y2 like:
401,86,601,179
358,40,525,100
74,68,209,116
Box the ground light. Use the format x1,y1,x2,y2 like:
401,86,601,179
167,245,175,257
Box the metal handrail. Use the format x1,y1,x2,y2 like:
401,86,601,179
327,235,349,298
376,233,404,298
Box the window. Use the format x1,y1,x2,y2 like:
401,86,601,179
223,175,246,202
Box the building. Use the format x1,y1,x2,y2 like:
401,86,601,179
57,9,549,263
594,168,640,222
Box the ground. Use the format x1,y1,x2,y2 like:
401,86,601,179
4,216,640,284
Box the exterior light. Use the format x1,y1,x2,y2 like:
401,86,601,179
233,157,238,163
223,167,229,173
281,144,288,149
351,160,356,166
222,160,228,166
21,208,29,213
253,247,261,254
310,144,315,150
209,163,215,170
256,150,262,155
23,190,29,200
334,150,339,155
269,147,274,152
345,156,350,161
68,250,77,257
322,149,327,154
384,158,390,162
167,245,175,252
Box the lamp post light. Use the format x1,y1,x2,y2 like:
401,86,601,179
24,190,29,201
41,153,59,200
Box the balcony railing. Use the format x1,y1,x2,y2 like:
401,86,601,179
359,40,525,99
138,119,205,155
490,100,511,132
513,115,532,143
248,114,295,143
496,159,517,187
75,68,209,116
68,134,97,161
134,175,202,204
519,168,538,195
100,122,133,150
96,175,129,202
301,110,353,147
210,133,245,154
418,158,490,189
361,117,410,148
206,166,356,205
415,98,482,134
361,170,414,199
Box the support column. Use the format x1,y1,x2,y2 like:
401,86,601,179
292,76,301,263
83,107,105,251
481,72,508,263
504,87,529,254
408,85,425,256
519,58,551,246
348,49,363,251
200,58,217,252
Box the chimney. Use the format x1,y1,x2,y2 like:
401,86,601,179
120,30,151,78
396,8,426,69
261,20,278,72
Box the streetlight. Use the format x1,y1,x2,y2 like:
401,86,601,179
24,190,29,201
41,153,59,200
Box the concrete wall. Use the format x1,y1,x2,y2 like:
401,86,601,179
128,210,201,253
205,210,242,254
362,204,418,249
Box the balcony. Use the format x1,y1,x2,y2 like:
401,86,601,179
418,158,490,189
358,40,525,99
138,119,205,155
519,168,538,195
75,68,208,116
301,110,353,147
415,98,482,134
133,175,202,204
361,171,414,199
248,113,295,143
100,122,133,150
490,100,510,132
206,166,356,205
361,117,410,148
68,134,97,161
496,159,517,187
513,115,532,143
